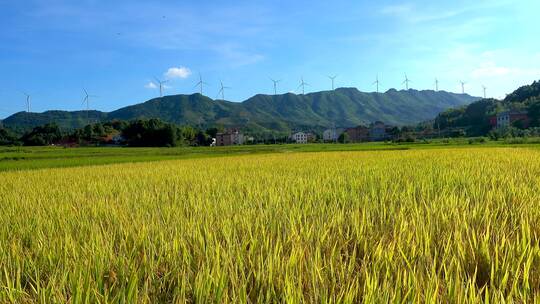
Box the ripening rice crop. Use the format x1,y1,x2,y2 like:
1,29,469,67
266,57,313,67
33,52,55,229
1,148,540,303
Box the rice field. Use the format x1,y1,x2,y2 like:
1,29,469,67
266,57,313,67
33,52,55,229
1,147,540,303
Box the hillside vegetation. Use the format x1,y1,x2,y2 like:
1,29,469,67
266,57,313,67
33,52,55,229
2,88,477,132
435,80,540,136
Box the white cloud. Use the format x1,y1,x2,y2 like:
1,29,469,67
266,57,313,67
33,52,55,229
471,62,510,78
380,4,412,16
164,66,192,79
213,43,265,67
471,62,540,79
379,1,513,24
145,82,157,89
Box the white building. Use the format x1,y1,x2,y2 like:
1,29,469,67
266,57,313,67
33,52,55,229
291,132,309,144
323,128,344,142
496,111,528,129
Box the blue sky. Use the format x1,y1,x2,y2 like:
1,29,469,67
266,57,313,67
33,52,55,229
1,0,539,117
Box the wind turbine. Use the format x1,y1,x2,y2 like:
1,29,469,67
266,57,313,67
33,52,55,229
435,78,439,91
372,75,380,93
82,89,98,126
298,77,309,94
270,78,281,95
194,74,209,95
328,75,337,90
482,85,487,98
217,81,231,100
402,74,412,90
460,81,466,94
22,93,31,112
154,77,169,97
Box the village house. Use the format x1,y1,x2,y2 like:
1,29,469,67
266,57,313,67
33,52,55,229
369,121,388,141
491,111,529,129
344,125,370,142
215,129,244,146
291,132,314,144
322,128,344,142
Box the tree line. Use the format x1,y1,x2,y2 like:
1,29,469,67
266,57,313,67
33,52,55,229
0,119,221,147
433,81,540,137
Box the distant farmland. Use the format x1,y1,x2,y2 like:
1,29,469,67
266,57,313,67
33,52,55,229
1,147,540,302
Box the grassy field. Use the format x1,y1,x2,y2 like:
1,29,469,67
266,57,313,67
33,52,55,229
1,146,540,302
1,138,539,172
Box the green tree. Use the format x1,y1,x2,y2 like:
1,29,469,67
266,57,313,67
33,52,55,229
528,98,540,127
21,123,63,146
338,132,349,143
0,127,17,145
122,119,179,147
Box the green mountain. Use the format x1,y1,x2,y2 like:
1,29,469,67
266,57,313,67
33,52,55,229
434,80,540,136
2,88,478,132
2,110,109,134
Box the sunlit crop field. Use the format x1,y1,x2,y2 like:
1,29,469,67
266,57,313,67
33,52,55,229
1,148,540,303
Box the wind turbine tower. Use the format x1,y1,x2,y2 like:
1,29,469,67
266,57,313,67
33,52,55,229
482,85,487,99
328,75,337,90
402,74,411,90
460,81,466,94
435,78,439,91
217,81,231,100
270,78,281,95
298,77,309,94
195,74,208,95
83,89,98,126
372,75,380,93
154,77,169,97
23,93,31,112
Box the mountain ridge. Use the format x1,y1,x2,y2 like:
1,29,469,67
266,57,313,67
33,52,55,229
2,88,479,133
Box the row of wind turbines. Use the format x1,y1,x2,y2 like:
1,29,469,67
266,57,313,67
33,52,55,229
19,89,97,114
154,73,489,101
17,74,489,118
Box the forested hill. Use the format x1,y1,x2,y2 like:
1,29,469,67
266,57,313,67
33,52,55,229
434,80,540,136
2,88,478,132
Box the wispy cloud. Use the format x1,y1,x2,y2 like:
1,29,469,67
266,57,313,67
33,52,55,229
144,82,157,89
380,4,412,15
470,62,510,78
213,43,265,67
165,67,191,79
25,2,271,68
379,1,512,24
471,63,540,80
